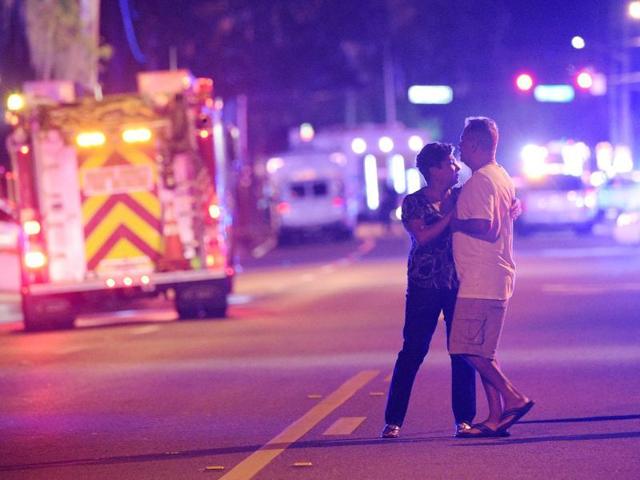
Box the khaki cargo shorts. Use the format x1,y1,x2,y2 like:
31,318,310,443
448,297,509,359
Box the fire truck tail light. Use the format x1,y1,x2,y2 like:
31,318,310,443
7,93,25,112
199,129,210,139
208,204,221,219
24,250,47,270
76,131,106,148
122,127,152,143
19,145,30,155
23,220,41,236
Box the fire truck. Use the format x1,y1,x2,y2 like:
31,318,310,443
4,70,236,330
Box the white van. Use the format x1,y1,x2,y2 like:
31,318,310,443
267,149,359,242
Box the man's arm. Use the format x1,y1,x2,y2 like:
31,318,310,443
450,216,499,243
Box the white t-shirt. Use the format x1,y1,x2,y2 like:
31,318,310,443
453,162,516,300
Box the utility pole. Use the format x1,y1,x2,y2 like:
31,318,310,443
383,42,397,125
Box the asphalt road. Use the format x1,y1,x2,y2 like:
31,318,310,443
1,226,639,479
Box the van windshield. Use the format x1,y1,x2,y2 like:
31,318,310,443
290,181,329,198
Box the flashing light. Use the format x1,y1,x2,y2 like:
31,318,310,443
378,136,394,153
589,171,607,187
521,144,549,179
617,211,639,228
140,275,150,285
584,190,597,209
199,129,210,139
533,85,575,103
106,278,116,288
364,154,380,210
629,1,640,20
276,201,291,214
266,157,284,174
571,36,586,49
123,276,133,287
23,220,41,236
299,123,315,142
76,131,106,148
331,196,345,207
122,127,152,143
329,152,347,166
407,85,453,104
351,137,367,154
613,146,634,173
406,168,422,194
590,73,607,96
394,206,402,221
208,204,221,219
390,154,407,194
206,254,216,266
595,142,614,172
19,145,30,155
576,71,593,90
408,135,424,152
24,250,47,270
515,73,534,92
561,142,590,177
6,93,25,112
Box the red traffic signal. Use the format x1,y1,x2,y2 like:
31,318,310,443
515,73,535,92
576,70,593,90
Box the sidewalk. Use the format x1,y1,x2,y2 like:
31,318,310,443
0,291,21,325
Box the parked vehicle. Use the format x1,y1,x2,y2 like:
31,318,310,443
516,174,598,235
267,148,358,242
596,172,640,222
4,71,236,330
613,210,640,245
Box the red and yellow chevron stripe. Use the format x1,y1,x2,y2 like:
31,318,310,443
78,145,162,272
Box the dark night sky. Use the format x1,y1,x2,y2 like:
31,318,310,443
1,0,635,164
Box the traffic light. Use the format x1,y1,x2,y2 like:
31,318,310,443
575,70,593,90
515,73,535,92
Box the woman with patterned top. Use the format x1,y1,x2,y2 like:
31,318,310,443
381,142,477,439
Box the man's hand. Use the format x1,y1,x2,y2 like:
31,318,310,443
510,197,522,220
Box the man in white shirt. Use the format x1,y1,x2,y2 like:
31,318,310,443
449,117,534,438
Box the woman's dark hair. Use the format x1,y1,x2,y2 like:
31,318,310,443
416,142,454,183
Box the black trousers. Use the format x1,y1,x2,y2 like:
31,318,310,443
384,283,476,426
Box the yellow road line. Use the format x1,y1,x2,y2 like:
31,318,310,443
219,370,378,480
322,416,366,436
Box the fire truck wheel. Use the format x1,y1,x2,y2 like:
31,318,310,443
204,299,227,318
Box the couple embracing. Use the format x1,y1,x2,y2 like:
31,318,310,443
383,117,534,439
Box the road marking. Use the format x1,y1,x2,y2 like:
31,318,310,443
307,394,323,399
542,282,640,295
56,346,88,355
219,370,378,480
384,373,392,382
252,237,277,259
292,461,313,467
130,325,160,335
369,391,385,396
535,246,637,258
322,416,366,436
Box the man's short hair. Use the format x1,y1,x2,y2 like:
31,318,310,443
416,142,454,183
463,116,499,153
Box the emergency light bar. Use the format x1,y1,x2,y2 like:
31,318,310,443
122,127,152,143
76,132,106,148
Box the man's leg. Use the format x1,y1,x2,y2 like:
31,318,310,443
463,355,529,419
384,285,441,427
444,289,476,424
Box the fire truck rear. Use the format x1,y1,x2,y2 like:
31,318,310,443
4,71,235,330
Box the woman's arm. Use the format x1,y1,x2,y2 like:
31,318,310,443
405,211,454,246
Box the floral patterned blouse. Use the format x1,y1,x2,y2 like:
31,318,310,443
401,187,459,290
